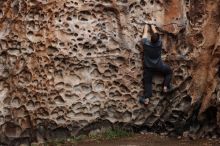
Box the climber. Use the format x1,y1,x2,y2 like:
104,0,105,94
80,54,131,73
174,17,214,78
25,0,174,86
139,24,173,105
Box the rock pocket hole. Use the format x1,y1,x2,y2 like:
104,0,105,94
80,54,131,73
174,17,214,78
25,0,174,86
66,16,72,21
150,0,154,5
195,33,204,44
47,46,59,54
0,9,3,18
27,31,33,36
54,96,65,104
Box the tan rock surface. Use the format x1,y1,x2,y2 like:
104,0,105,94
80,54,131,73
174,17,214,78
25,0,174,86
0,0,219,145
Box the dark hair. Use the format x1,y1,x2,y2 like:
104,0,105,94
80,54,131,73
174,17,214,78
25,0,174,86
151,33,159,43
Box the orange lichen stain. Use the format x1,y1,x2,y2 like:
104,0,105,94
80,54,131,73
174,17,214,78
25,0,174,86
163,0,183,32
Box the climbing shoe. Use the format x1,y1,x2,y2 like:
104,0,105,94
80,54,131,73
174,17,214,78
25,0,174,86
139,96,149,106
163,85,175,93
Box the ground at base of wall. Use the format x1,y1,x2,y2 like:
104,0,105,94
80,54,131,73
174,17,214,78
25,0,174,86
30,133,220,146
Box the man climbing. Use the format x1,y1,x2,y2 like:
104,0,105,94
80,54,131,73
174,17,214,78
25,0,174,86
139,24,173,105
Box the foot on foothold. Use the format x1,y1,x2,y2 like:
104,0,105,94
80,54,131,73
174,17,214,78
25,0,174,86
139,96,149,106
163,86,174,94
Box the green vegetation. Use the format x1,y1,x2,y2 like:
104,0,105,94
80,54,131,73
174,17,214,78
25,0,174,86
31,128,133,146
89,128,133,140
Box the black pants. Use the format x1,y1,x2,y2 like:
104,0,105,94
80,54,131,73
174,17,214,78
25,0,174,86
143,62,172,99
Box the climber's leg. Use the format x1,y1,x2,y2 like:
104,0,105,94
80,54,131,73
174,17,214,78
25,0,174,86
156,62,173,92
144,67,154,98
139,67,153,105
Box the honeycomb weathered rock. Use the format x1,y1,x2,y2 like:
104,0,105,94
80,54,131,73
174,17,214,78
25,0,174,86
0,0,219,145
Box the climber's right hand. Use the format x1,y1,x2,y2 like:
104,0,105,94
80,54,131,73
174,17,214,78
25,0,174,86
151,24,158,33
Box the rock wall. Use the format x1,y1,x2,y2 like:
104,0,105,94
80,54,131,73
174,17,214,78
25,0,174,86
0,0,219,145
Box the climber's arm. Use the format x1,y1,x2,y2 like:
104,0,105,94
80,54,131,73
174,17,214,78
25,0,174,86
142,25,151,45
142,24,150,39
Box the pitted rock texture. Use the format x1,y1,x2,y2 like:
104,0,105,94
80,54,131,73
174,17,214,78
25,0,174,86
0,0,219,145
